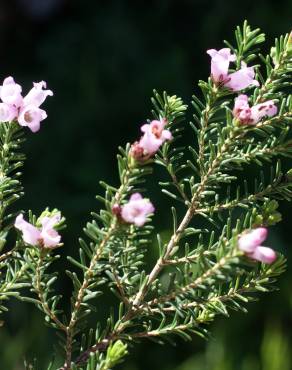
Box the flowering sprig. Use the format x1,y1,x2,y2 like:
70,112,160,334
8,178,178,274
0,77,53,132
0,21,291,370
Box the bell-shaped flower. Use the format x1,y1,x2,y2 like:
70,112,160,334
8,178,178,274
207,49,259,91
250,100,278,123
121,193,154,227
133,119,172,160
233,95,277,125
225,62,259,91
23,81,53,108
39,214,61,247
18,105,47,133
206,48,236,83
15,214,41,246
15,213,61,248
0,77,23,108
233,95,252,124
238,227,268,253
238,227,276,264
0,103,18,123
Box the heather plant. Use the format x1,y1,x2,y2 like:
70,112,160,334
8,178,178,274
0,21,291,370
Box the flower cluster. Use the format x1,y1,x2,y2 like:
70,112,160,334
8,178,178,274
0,77,53,132
207,48,259,91
130,118,172,161
233,94,277,124
238,227,276,264
15,213,61,248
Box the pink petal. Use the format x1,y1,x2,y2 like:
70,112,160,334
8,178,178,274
121,194,154,227
207,48,236,83
15,214,41,245
251,101,278,123
139,131,162,155
18,105,47,132
41,213,61,229
0,76,23,107
40,228,61,247
238,228,268,253
0,103,18,122
23,81,53,108
225,64,259,91
249,246,277,264
40,213,61,247
161,129,172,140
130,193,143,201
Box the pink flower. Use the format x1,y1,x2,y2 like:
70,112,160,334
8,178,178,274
233,95,277,125
15,214,41,246
233,95,253,124
0,77,23,108
121,193,154,226
238,227,268,253
207,49,259,91
250,100,278,123
130,119,172,161
238,227,276,264
225,62,259,91
23,81,53,108
207,48,236,83
0,103,18,122
15,213,61,248
18,105,47,133
39,214,61,247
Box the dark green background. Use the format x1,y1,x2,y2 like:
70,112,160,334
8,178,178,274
0,1,291,369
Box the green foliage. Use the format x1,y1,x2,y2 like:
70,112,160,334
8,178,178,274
0,21,291,370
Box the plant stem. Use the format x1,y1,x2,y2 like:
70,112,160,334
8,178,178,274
35,252,66,331
63,220,117,369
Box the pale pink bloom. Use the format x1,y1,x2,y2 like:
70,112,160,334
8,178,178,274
23,81,53,108
225,62,259,91
206,48,236,83
250,100,278,123
15,213,61,248
18,105,47,132
238,227,268,253
233,95,277,125
207,50,259,91
0,77,23,107
238,227,276,264
0,103,18,122
248,246,277,264
233,95,252,124
139,129,162,155
15,214,41,246
121,193,154,227
139,119,172,157
39,214,61,247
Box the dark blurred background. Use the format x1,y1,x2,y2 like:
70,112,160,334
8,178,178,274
0,0,291,369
